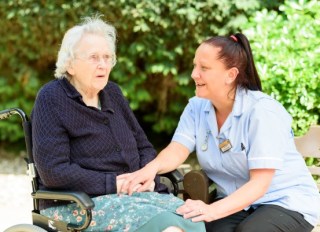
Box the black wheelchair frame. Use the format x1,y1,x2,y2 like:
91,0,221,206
1,108,184,232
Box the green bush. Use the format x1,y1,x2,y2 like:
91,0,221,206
244,0,320,136
0,0,263,148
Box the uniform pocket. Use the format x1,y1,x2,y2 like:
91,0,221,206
221,150,249,179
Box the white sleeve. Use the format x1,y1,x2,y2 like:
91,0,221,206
247,99,293,170
171,101,196,153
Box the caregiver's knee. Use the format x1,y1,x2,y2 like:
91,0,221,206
235,221,257,232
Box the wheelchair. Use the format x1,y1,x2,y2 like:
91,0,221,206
0,108,184,232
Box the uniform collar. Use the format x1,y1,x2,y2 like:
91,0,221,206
232,87,248,117
203,99,213,112
205,87,248,136
202,87,248,117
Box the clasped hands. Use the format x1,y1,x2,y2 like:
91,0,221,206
117,169,214,222
116,164,158,195
116,173,155,195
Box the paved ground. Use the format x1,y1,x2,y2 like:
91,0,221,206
0,174,33,231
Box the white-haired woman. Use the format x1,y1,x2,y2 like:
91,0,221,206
31,16,205,232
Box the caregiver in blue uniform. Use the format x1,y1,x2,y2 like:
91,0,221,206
118,33,320,232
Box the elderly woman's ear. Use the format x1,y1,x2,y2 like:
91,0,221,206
66,63,75,76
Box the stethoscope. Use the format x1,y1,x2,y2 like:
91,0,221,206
201,130,233,153
201,130,211,151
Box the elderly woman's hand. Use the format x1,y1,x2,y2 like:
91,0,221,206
116,177,140,194
117,163,158,195
116,176,155,194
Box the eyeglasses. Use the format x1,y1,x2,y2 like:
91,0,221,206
75,53,114,66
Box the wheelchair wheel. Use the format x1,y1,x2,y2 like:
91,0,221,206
4,224,47,232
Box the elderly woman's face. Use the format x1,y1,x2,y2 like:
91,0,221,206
67,33,113,95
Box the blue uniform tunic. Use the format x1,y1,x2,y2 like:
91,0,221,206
172,87,320,226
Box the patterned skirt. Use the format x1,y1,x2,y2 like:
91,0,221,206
41,192,205,232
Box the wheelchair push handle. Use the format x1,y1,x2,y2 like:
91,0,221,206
0,108,28,122
0,107,34,166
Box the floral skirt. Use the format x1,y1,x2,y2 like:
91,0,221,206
41,192,205,232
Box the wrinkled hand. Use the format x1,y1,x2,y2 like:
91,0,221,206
117,164,157,195
146,180,155,192
176,199,215,222
116,177,142,194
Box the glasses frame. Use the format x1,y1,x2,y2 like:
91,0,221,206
75,53,114,66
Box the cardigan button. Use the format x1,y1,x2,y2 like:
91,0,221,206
116,147,121,152
103,118,109,125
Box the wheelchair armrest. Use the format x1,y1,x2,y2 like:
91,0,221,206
32,190,94,231
160,169,184,196
161,169,184,184
32,190,95,210
183,170,217,203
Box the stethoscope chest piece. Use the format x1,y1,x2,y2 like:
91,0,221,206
201,130,211,151
201,143,208,151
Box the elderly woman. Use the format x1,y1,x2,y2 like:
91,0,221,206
31,16,205,232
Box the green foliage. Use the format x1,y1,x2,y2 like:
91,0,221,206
244,0,320,136
0,0,263,147
112,0,262,135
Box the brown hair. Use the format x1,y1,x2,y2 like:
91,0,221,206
202,33,262,91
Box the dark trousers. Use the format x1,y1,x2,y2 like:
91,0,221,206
205,204,314,232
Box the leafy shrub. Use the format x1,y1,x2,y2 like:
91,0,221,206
244,0,320,136
0,0,263,149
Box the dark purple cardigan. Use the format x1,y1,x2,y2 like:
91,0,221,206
31,78,167,209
